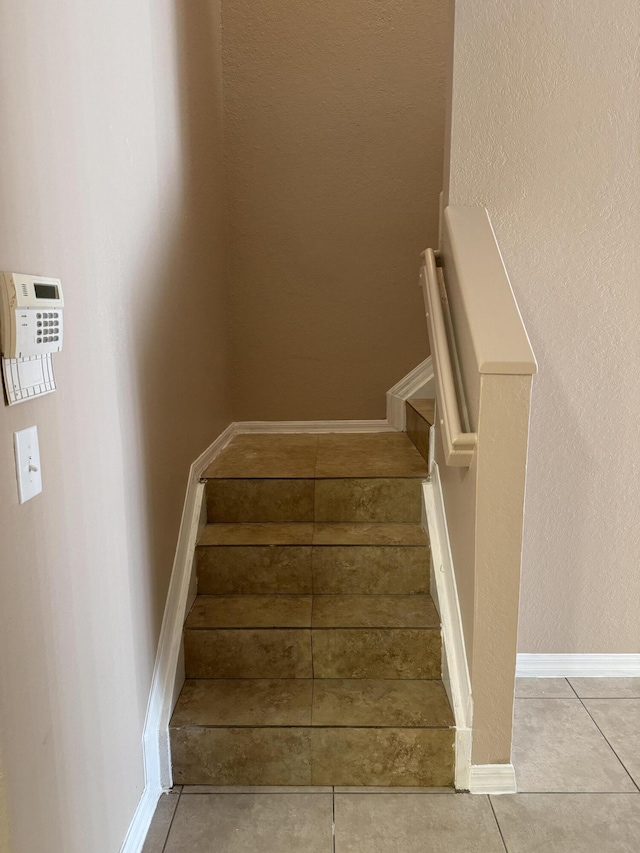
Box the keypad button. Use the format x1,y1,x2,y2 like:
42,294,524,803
37,321,42,327
37,338,42,344
37,313,42,319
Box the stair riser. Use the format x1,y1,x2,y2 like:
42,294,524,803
405,402,432,463
196,544,430,595
206,478,423,523
184,628,441,680
170,726,454,787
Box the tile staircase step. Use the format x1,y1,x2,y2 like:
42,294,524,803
169,678,454,786
183,593,442,679
405,398,435,463
203,432,428,480
206,478,423,523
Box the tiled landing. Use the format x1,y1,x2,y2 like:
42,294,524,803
148,678,640,852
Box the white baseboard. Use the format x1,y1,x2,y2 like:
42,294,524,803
516,654,640,678
386,356,434,430
469,764,517,795
119,784,162,853
422,462,473,791
236,419,396,433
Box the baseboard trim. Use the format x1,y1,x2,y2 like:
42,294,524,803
422,461,473,791
469,764,517,795
516,654,640,678
235,419,396,433
386,356,434,430
119,783,162,853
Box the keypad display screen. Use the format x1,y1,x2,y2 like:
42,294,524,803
34,283,59,300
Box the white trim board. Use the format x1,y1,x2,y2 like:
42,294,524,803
422,461,473,791
386,356,434,430
469,764,517,795
516,654,640,678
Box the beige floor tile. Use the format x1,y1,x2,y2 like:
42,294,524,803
163,793,333,852
142,792,180,853
311,595,438,628
569,678,640,698
315,432,428,478
515,677,574,698
582,699,640,786
312,523,427,546
311,545,429,594
186,595,312,628
184,628,312,678
171,728,313,786
512,698,636,792
312,628,440,679
207,479,315,523
197,545,313,594
171,679,312,727
312,679,453,727
333,793,504,852
198,523,314,546
315,479,422,523
312,729,454,787
204,434,319,479
491,793,640,852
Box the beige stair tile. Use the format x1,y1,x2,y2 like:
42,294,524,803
207,479,315,523
186,595,312,629
171,727,312,786
312,523,427,546
184,628,312,678
171,679,312,727
312,628,441,679
199,523,314,546
312,679,454,727
315,433,428,478
314,479,422,523
312,545,429,594
204,434,318,479
197,545,313,594
311,595,438,629
311,728,454,787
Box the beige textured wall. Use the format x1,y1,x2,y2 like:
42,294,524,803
224,0,450,420
0,750,10,853
0,1,230,851
447,0,640,654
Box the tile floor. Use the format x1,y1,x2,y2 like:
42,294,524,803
143,677,640,852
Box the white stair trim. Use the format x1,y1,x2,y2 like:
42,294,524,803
422,457,473,791
386,356,434,430
516,654,640,678
119,784,162,853
468,763,517,795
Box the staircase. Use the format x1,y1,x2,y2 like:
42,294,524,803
170,405,453,787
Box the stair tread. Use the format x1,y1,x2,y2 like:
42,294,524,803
198,522,428,547
185,594,438,630
203,432,428,480
170,678,453,729
407,399,435,424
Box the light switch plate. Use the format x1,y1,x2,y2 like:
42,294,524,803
14,425,42,503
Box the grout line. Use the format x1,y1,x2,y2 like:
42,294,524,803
160,789,181,853
488,795,510,853
568,685,640,794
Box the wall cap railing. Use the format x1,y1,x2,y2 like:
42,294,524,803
420,206,537,467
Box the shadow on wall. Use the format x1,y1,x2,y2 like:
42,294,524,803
125,0,231,652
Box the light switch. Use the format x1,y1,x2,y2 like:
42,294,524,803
14,425,42,504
